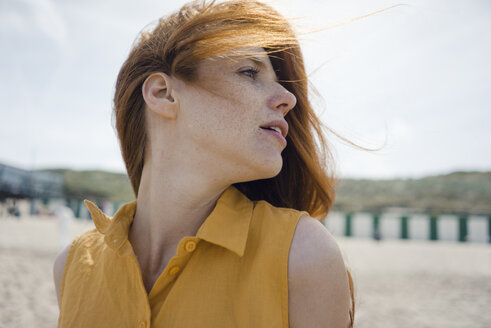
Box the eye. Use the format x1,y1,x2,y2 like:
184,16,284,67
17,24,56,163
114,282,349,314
240,67,260,79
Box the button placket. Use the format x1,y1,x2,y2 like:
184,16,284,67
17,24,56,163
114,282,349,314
169,266,180,276
176,238,199,257
184,240,197,252
160,238,199,280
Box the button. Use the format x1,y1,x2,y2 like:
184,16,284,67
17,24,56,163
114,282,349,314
184,240,197,252
138,320,147,328
169,266,180,276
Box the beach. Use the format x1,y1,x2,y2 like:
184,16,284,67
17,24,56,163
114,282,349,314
0,216,489,328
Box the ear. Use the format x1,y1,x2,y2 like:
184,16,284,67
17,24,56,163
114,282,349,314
142,72,178,119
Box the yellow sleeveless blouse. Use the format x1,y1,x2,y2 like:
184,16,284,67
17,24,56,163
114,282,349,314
57,185,308,327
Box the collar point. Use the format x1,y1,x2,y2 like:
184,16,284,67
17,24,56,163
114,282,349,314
84,199,111,234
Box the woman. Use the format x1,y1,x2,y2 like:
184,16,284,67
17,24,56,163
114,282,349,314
54,1,355,327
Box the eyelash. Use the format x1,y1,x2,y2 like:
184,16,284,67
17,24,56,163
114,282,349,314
240,66,260,79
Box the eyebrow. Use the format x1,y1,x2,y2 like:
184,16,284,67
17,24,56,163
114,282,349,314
247,56,267,69
249,56,280,82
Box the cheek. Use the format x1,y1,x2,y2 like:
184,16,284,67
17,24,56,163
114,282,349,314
188,87,259,137
182,92,249,147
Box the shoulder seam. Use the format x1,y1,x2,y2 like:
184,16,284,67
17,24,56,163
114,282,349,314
253,199,311,217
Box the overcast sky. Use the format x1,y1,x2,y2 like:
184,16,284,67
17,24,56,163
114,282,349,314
1,0,490,179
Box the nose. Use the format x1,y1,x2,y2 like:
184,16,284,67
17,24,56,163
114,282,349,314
268,84,297,117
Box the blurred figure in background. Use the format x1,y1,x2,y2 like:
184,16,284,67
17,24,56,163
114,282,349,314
52,202,74,251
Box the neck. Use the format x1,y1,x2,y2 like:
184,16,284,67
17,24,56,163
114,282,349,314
128,155,229,271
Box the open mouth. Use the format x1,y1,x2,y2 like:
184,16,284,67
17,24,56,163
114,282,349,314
259,120,288,140
260,126,287,146
260,126,282,134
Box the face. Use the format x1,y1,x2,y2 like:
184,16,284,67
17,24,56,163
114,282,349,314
173,48,297,183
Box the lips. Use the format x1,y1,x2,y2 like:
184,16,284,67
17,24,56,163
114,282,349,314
259,119,288,138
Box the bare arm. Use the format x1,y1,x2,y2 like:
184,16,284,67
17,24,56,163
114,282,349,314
53,244,71,308
288,215,351,328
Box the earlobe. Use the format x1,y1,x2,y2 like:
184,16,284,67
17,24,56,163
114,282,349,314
142,72,178,119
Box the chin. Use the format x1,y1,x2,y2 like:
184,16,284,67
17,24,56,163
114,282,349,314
251,156,283,180
234,148,284,182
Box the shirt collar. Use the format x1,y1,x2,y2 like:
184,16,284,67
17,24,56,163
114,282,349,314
84,185,254,257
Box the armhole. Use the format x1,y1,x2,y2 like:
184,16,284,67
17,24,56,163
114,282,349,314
281,211,309,328
58,235,81,309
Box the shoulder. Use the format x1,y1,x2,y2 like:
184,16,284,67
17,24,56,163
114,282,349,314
288,215,351,328
52,229,100,307
253,199,305,223
250,200,307,243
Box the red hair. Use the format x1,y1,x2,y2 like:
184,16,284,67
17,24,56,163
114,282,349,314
113,1,354,325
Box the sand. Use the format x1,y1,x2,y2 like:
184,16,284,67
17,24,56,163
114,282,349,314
338,238,491,328
0,216,489,328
